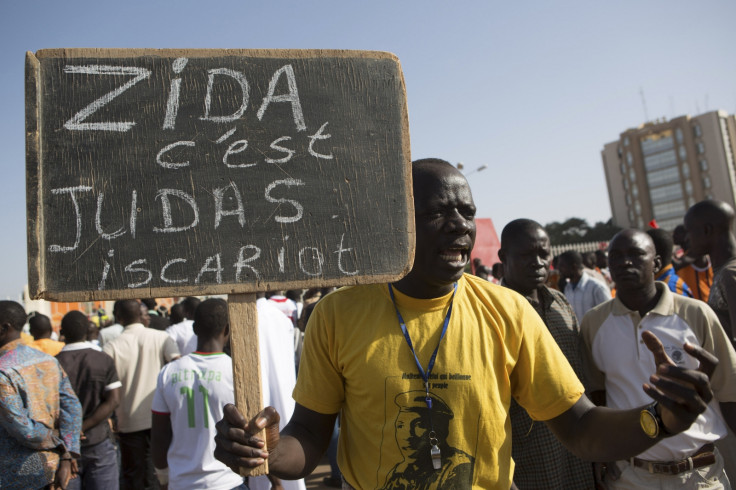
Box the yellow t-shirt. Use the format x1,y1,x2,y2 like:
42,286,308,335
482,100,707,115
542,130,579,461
293,274,584,489
30,338,65,357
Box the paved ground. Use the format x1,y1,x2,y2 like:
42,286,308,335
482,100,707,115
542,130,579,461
303,457,336,489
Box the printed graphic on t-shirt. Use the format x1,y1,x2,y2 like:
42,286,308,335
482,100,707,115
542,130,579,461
378,375,476,489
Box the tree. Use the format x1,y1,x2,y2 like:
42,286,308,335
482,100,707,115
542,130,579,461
544,218,620,246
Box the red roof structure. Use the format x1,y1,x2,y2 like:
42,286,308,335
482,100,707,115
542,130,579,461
470,218,500,274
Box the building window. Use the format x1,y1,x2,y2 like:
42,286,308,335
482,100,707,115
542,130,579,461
685,179,693,196
693,124,702,138
641,132,674,156
679,146,687,161
658,217,685,231
650,183,683,204
675,127,684,143
696,142,705,154
643,149,677,172
635,201,642,215
699,159,708,171
625,194,632,205
681,163,690,178
646,166,680,187
624,136,630,147
688,197,695,207
623,179,629,191
617,146,623,158
703,175,711,189
629,168,637,182
632,183,639,198
653,200,686,219
628,209,636,222
706,193,713,200
720,117,736,179
626,151,633,166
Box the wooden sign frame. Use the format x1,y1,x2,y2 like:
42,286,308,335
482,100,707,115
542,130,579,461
26,48,414,476
26,48,414,302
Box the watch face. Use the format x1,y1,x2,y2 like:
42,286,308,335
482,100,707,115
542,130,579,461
640,409,659,438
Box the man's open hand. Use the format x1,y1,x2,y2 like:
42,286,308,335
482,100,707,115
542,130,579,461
641,330,718,435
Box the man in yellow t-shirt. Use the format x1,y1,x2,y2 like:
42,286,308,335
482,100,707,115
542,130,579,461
215,159,720,489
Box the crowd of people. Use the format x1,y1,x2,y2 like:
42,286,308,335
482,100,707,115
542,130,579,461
0,290,320,490
2,158,736,489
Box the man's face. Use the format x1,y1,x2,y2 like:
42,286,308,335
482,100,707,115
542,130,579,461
607,230,658,291
411,167,476,289
556,258,573,280
502,227,550,295
683,212,709,257
595,251,608,270
140,304,151,327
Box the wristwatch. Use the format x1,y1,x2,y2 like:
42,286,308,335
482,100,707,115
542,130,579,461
639,402,667,438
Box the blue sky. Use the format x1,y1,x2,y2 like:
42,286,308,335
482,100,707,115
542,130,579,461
2,1,735,300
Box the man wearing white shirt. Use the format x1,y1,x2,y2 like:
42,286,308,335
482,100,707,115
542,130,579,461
166,297,201,356
104,300,180,489
152,298,247,490
99,300,124,348
249,295,306,490
558,250,611,322
581,229,736,488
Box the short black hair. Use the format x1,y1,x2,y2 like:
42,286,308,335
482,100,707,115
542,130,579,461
646,228,674,268
169,304,185,324
412,157,455,168
181,297,202,319
412,158,458,184
0,301,27,331
686,199,735,233
583,252,597,269
114,299,141,324
193,298,229,340
559,250,583,268
500,218,544,250
61,310,89,343
28,312,52,338
141,298,157,310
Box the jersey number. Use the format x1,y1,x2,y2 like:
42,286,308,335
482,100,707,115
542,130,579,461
180,385,211,428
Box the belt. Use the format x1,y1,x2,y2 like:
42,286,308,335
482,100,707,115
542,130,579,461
630,443,715,475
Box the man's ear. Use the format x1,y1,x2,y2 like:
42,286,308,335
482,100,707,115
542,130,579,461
704,222,714,237
498,248,506,264
653,254,663,276
0,322,12,344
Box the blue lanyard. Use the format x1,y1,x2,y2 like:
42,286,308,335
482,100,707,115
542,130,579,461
388,283,456,409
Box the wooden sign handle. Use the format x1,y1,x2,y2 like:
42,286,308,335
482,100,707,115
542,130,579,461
228,292,268,476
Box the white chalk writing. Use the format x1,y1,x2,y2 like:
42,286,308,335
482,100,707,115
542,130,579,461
64,65,151,131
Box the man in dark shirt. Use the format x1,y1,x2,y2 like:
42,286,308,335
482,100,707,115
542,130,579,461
684,199,736,480
499,219,594,489
57,310,122,490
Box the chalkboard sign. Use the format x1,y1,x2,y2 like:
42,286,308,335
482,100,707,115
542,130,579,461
26,49,413,301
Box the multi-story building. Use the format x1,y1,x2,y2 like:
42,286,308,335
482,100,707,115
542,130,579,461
601,110,736,231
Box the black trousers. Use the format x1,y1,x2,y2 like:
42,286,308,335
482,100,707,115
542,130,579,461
118,429,159,490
